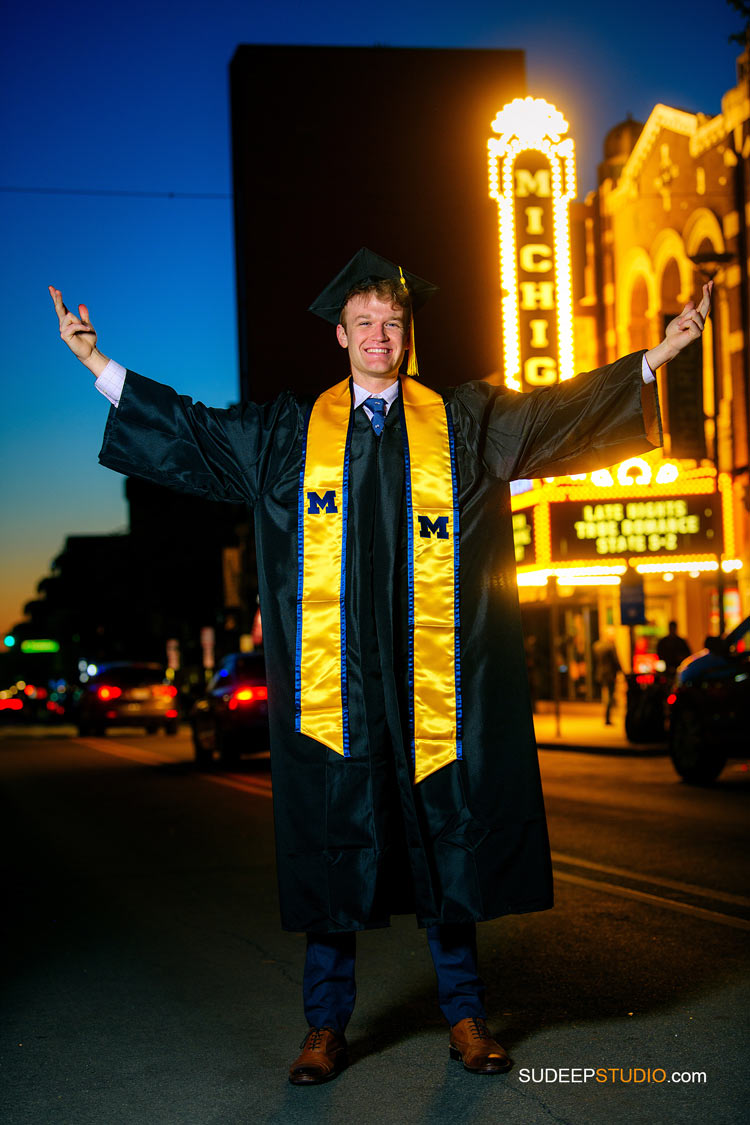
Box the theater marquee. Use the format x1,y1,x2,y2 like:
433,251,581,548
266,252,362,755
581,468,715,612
509,462,739,586
550,496,719,562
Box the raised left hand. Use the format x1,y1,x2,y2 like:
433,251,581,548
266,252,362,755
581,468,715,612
644,281,712,370
664,280,713,356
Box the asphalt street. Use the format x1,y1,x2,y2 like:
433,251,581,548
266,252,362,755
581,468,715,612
1,726,748,1124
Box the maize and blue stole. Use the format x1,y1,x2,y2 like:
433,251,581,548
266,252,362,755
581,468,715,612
295,374,462,784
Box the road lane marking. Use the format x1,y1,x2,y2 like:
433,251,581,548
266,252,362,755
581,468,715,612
224,771,272,789
555,871,750,931
205,774,273,798
74,737,183,766
551,851,750,908
75,738,275,799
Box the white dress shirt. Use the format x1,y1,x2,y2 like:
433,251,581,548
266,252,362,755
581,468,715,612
352,379,400,419
94,357,656,410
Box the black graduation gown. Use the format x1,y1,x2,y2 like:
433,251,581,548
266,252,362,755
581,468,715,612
98,351,661,933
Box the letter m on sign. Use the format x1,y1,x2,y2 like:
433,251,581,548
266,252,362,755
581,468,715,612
418,515,450,540
307,489,338,514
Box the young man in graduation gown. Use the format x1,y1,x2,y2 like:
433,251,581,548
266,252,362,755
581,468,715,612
49,256,711,1084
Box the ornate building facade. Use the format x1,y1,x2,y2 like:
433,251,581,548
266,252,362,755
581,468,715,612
503,50,749,696
589,46,749,646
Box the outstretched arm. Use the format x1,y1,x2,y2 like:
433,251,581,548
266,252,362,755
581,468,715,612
49,286,110,378
49,286,299,506
645,281,713,371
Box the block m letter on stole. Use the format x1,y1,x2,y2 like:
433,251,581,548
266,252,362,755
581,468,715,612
307,490,338,514
417,514,450,540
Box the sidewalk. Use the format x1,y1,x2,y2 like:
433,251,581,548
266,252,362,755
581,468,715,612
533,699,667,754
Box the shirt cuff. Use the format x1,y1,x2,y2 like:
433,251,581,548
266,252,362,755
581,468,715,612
95,359,127,407
641,354,655,384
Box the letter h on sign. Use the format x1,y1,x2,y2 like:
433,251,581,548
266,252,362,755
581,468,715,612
418,515,450,539
307,490,338,514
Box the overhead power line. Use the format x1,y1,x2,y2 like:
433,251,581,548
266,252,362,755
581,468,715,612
0,185,232,200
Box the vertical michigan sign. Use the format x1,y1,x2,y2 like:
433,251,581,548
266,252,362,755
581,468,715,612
488,97,577,392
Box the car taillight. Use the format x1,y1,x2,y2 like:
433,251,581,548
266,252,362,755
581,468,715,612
165,709,178,719
151,684,178,698
0,698,23,711
97,685,122,701
228,686,268,710
666,693,677,705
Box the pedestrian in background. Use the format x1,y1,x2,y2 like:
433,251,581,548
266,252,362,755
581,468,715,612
593,629,622,726
657,620,691,676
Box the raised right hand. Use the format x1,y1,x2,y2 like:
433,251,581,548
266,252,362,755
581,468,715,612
49,286,109,375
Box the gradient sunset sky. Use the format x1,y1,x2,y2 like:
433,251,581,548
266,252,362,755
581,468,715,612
1,0,742,649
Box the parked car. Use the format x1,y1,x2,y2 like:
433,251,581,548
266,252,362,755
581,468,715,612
625,670,671,743
667,616,750,784
189,652,269,768
77,663,180,736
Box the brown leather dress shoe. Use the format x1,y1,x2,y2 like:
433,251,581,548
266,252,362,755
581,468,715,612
288,1027,348,1085
449,1017,512,1074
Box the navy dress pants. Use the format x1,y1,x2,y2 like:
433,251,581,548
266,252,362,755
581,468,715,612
303,923,486,1034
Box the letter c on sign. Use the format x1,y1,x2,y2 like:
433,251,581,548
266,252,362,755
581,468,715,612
519,244,553,273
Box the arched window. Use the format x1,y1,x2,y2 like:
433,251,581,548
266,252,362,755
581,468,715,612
629,276,650,352
660,259,681,318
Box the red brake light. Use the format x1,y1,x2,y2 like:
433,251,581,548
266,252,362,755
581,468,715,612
0,698,23,711
228,685,268,710
97,685,122,701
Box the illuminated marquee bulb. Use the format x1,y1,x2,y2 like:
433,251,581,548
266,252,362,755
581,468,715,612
617,458,652,486
591,469,614,487
655,462,679,484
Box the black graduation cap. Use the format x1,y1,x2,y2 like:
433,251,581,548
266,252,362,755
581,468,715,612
308,248,438,376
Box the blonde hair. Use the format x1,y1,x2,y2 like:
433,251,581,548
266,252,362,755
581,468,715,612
339,278,411,330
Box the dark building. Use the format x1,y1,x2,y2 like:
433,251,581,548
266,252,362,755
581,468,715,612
2,482,252,689
125,477,254,671
3,534,133,687
230,44,527,400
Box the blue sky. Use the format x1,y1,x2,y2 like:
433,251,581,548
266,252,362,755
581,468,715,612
0,0,742,639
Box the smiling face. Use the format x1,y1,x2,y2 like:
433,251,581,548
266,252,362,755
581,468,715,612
335,293,408,391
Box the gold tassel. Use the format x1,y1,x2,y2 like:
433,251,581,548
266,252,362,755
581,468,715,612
406,316,418,377
399,265,419,378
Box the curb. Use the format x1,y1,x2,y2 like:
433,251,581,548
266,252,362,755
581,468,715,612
536,740,668,756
